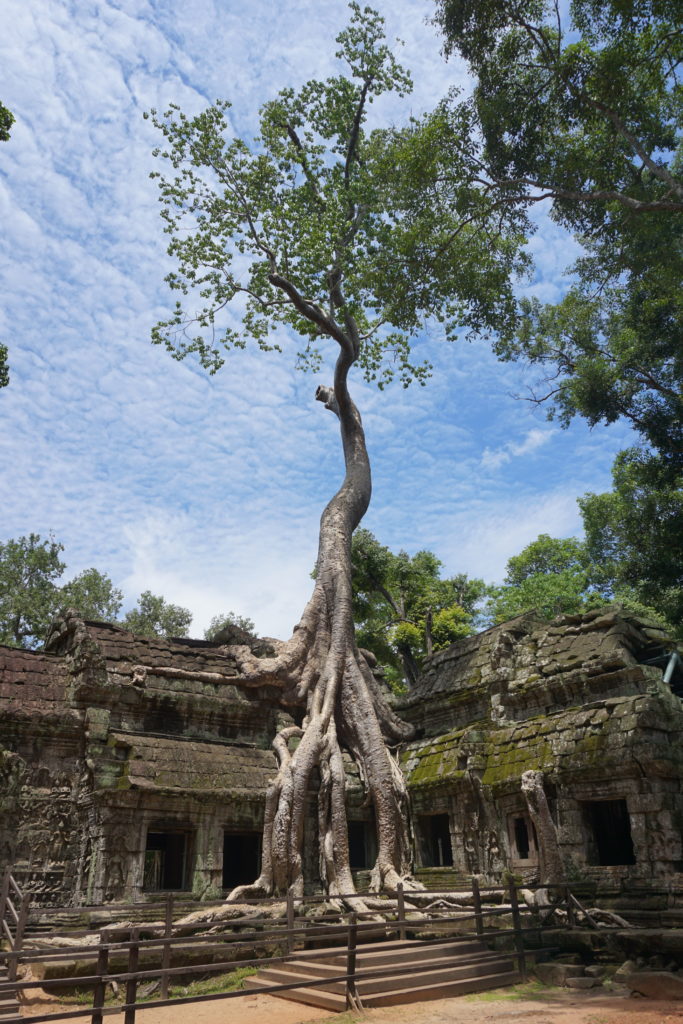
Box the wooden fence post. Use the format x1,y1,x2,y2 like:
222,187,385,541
286,889,295,954
160,895,173,999
124,927,139,1024
471,876,484,938
91,934,109,1024
508,880,527,982
345,912,358,1010
0,867,10,939
564,886,575,929
396,881,406,942
8,891,30,983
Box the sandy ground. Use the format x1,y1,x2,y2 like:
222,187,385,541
19,986,683,1024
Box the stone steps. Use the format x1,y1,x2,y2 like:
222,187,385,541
244,937,521,1009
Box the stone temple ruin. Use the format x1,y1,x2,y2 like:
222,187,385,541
1,605,682,906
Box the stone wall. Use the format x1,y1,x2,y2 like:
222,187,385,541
399,607,683,886
2,604,682,904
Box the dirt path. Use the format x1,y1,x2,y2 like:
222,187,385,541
20,987,683,1024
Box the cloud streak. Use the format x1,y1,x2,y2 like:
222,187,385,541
0,0,634,638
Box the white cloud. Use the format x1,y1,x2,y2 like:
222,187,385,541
481,427,556,470
0,0,633,642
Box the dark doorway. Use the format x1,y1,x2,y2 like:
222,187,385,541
348,820,377,869
582,800,636,866
222,832,261,888
514,817,530,859
419,814,453,867
144,830,192,891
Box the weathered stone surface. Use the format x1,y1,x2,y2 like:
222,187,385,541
535,962,585,986
2,604,683,905
624,971,683,999
566,976,600,989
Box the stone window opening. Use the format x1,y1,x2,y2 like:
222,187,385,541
222,831,262,888
418,814,453,867
144,829,193,891
581,799,636,866
508,813,538,864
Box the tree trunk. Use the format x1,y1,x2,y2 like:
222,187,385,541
228,347,415,904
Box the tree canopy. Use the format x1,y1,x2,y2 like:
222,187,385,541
1,100,14,390
146,3,525,388
433,0,683,630
120,590,193,639
0,534,193,648
432,0,683,451
351,528,485,688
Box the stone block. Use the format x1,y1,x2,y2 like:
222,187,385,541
624,972,683,999
535,962,585,986
567,976,600,989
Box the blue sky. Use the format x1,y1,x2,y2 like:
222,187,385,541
0,0,633,639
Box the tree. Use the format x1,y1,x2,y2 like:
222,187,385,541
147,4,524,902
60,568,124,623
486,530,673,628
120,590,192,639
580,450,683,631
0,534,65,648
486,534,601,623
1,101,14,390
205,611,257,642
0,101,13,143
433,1,683,464
434,0,683,623
352,529,485,688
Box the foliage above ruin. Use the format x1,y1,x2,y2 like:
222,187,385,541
146,3,527,389
352,528,486,687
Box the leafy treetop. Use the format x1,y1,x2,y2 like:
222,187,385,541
146,2,526,390
352,528,487,688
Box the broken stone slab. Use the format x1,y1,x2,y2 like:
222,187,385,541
624,972,683,999
535,962,585,986
566,976,600,989
585,965,606,977
614,959,638,982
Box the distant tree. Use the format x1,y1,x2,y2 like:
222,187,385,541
352,529,486,688
486,531,674,629
121,590,192,639
580,450,683,632
204,611,256,641
0,534,66,648
1,101,14,390
60,568,123,623
0,101,13,143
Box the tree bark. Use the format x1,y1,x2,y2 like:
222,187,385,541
228,345,415,905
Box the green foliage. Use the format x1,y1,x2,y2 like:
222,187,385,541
1,103,14,388
121,590,192,639
204,610,256,641
0,534,66,648
486,530,676,629
352,528,486,686
581,449,683,630
486,533,604,623
147,3,525,388
0,101,13,143
433,0,683,458
60,568,123,623
435,0,683,624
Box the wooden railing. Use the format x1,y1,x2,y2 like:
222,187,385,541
0,879,609,1024
0,866,30,982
